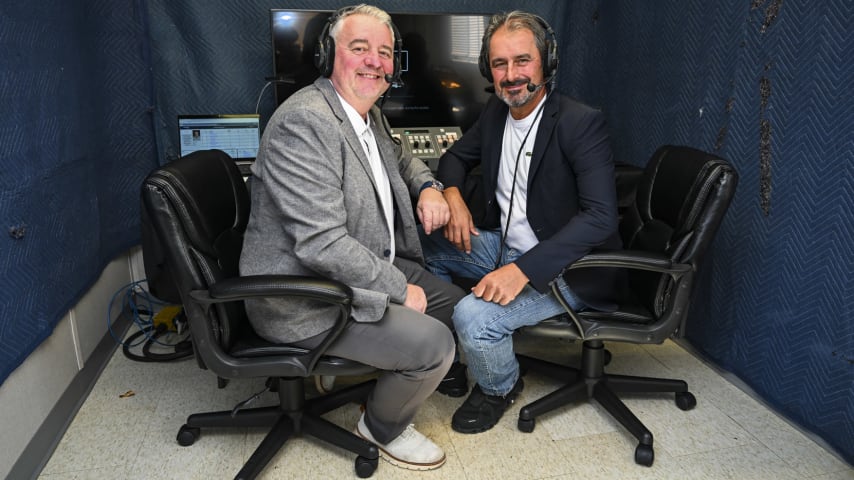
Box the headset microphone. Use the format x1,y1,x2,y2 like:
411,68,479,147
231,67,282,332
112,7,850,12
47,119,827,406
384,73,404,88
526,73,556,92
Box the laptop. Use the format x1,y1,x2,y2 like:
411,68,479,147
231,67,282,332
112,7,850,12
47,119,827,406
178,114,260,175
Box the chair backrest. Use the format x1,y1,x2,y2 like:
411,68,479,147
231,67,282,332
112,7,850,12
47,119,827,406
620,145,738,317
141,149,250,351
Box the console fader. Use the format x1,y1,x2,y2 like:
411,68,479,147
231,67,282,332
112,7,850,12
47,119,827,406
390,126,463,172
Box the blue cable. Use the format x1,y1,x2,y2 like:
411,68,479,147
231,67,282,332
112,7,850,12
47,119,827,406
106,279,187,348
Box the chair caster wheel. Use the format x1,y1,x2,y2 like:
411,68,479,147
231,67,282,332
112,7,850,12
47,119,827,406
355,455,378,478
675,391,697,411
176,425,199,446
635,444,654,466
517,417,535,433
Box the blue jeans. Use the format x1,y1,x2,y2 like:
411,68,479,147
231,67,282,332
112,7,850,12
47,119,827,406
419,228,585,396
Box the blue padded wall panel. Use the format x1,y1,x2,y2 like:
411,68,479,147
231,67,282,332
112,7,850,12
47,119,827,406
0,0,156,385
704,1,853,463
576,0,853,463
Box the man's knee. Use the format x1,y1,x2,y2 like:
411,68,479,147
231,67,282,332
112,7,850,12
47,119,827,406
452,295,485,340
410,322,455,372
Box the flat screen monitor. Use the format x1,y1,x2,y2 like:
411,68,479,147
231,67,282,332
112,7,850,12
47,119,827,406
177,114,260,160
270,10,492,133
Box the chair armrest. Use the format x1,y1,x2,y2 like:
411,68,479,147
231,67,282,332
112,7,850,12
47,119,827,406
191,274,353,306
570,250,692,276
187,275,355,376
548,250,694,343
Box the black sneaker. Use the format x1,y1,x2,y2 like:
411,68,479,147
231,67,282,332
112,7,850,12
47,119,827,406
436,362,468,398
451,377,523,434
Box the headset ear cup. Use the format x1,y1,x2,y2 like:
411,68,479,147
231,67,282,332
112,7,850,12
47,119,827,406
315,20,335,78
545,37,557,79
479,53,492,83
391,22,402,83
322,36,334,77
539,17,558,82
478,37,492,83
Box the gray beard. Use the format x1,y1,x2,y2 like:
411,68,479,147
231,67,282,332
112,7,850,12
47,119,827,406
497,86,538,108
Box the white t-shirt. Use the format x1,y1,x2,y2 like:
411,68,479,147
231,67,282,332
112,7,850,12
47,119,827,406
496,95,547,254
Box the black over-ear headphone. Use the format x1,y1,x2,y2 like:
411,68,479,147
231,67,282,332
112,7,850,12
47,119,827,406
478,13,558,86
314,6,403,86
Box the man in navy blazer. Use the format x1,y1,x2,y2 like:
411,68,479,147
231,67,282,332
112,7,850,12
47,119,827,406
419,10,622,434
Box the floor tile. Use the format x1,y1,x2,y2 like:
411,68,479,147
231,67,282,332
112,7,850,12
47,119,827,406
37,335,853,480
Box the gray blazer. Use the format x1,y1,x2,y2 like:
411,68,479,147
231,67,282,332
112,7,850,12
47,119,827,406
239,78,435,343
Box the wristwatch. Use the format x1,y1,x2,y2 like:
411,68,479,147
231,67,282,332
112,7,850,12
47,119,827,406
420,179,445,193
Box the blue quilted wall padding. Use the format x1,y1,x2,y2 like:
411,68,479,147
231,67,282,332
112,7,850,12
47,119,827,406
0,0,850,465
568,0,853,463
0,1,156,384
565,0,852,463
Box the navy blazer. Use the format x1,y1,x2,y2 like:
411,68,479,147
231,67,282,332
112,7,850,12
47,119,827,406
437,92,622,310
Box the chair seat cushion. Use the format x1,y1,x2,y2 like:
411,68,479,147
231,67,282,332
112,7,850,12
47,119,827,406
229,330,376,377
520,303,654,340
579,303,653,324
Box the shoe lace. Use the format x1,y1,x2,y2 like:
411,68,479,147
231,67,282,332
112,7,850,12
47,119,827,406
397,424,419,441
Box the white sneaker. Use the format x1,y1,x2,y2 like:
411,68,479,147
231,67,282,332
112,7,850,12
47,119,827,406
354,412,446,470
314,375,335,394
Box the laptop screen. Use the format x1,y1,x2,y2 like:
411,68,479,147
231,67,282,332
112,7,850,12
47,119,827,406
178,114,260,161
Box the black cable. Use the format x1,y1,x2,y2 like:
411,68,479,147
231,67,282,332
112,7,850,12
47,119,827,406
107,279,193,363
142,324,193,361
378,88,401,145
122,324,193,363
495,98,548,269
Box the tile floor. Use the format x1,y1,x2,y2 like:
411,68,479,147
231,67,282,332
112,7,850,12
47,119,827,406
40,334,853,480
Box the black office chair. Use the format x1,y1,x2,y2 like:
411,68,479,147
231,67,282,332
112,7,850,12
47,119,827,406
515,145,738,466
140,149,380,479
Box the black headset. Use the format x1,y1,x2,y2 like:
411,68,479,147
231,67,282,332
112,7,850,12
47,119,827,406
314,6,403,86
478,13,558,86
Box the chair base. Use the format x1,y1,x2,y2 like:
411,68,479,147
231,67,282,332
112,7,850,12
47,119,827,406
177,377,380,479
516,340,696,467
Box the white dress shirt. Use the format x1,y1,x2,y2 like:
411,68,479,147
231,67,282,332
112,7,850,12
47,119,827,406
335,89,396,261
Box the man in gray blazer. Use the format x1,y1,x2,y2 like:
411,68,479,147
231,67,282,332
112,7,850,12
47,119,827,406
239,4,463,471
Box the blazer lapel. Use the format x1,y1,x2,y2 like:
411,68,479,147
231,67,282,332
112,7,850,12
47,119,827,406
482,100,509,192
527,94,560,187
371,112,416,228
314,78,378,192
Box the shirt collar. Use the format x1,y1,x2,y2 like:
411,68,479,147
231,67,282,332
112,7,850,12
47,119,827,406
333,82,372,137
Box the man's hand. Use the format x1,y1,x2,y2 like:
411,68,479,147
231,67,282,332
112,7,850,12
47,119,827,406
471,263,529,306
442,187,479,253
403,283,428,313
416,188,450,235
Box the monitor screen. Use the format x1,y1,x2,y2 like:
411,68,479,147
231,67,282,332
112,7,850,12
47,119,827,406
270,10,492,133
177,114,260,160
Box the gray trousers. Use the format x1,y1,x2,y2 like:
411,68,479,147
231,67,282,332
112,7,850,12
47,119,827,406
296,257,465,443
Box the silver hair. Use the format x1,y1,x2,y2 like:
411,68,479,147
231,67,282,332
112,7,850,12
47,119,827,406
482,10,549,67
328,4,395,44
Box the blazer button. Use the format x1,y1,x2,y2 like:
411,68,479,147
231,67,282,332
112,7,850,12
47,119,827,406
383,249,391,257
